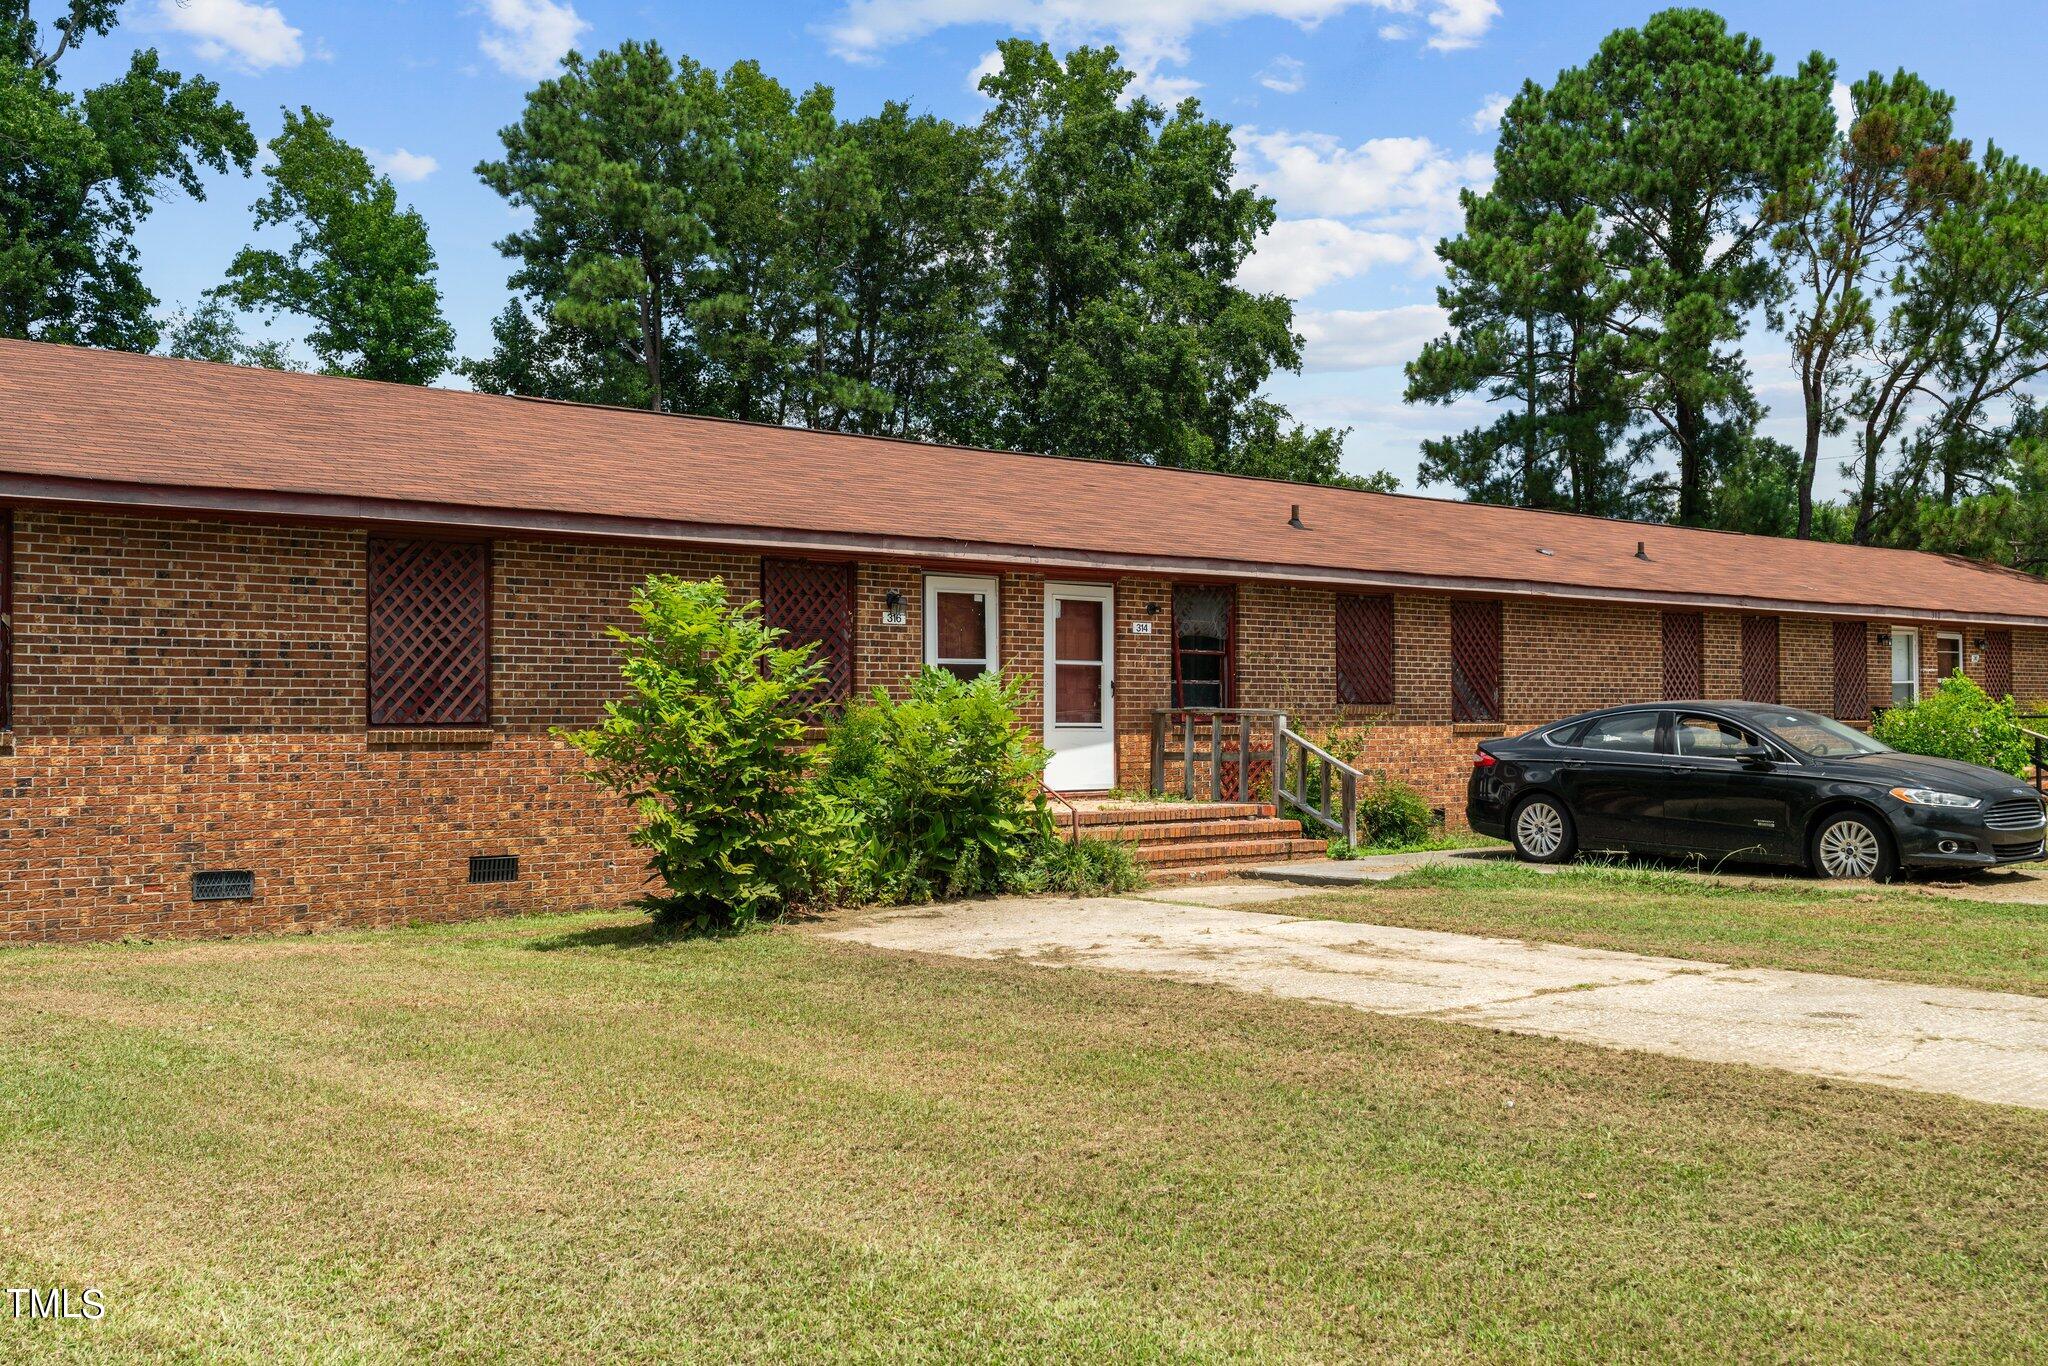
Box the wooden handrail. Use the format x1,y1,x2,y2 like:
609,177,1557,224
1272,721,1365,847
2023,724,2048,795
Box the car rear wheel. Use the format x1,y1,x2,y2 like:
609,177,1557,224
1810,812,1896,882
1511,796,1577,865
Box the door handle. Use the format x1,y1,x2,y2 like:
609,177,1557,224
1672,765,1696,775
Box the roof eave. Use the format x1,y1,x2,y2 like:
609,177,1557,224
6,473,2047,629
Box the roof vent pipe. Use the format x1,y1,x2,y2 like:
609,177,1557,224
1635,540,1649,560
1288,504,1305,529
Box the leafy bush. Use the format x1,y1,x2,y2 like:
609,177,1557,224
1358,778,1435,846
561,576,851,931
1016,836,1147,896
823,668,1058,901
1872,673,2033,778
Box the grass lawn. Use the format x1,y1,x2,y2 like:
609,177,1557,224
3,912,2046,1361
1278,860,2048,996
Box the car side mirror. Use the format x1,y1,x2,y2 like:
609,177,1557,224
1736,745,1773,769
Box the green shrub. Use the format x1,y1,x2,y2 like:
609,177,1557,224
560,576,851,932
1016,836,1147,896
1872,673,2033,778
1358,778,1435,847
823,669,1058,901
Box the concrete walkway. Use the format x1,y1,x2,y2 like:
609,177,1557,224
821,889,2048,1111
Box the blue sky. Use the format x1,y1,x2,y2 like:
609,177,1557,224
56,0,2048,493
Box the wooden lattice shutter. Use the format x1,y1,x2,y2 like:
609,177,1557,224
0,510,11,731
1661,612,1703,699
1740,616,1780,704
1335,594,1394,705
762,558,855,707
367,538,491,727
1986,629,2013,701
1449,599,1502,723
1832,620,1869,720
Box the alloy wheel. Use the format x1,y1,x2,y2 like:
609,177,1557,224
1516,801,1566,859
1816,819,1882,879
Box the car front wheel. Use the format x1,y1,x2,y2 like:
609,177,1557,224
1810,812,1896,882
1511,795,1577,865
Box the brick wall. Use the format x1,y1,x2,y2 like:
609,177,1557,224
10,506,2048,940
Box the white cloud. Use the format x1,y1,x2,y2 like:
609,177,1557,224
157,0,304,70
822,2,1498,98
1470,91,1510,133
478,0,587,80
1236,127,1492,231
1296,305,1447,371
371,148,440,183
1831,79,1855,133
1258,55,1306,94
1425,0,1498,52
1237,218,1419,297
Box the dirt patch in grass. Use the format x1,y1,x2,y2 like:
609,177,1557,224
0,911,2044,1360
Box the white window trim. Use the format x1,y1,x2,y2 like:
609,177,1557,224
924,574,1000,678
1891,629,1920,706
1936,630,1965,682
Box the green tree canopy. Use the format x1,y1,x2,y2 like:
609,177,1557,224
0,0,254,350
215,108,453,383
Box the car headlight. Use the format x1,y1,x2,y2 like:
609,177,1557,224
1889,787,1982,809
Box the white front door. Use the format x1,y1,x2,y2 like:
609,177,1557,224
1044,582,1115,791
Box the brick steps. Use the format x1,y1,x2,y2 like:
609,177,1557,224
1062,800,1329,882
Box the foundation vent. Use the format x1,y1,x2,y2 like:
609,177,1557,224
469,855,520,885
192,870,255,902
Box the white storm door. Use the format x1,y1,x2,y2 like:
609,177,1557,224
1044,583,1115,791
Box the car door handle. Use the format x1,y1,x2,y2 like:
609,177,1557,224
1671,765,1695,775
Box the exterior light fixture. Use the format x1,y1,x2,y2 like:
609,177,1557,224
884,589,904,611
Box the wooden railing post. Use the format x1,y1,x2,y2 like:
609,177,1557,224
1237,714,1250,803
1181,713,1195,800
1150,711,1167,796
1272,717,1288,808
1340,771,1358,847
1209,713,1223,802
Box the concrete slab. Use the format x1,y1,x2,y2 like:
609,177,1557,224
821,894,2048,1111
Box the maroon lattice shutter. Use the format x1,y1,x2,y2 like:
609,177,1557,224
0,510,12,731
1335,594,1394,705
1450,599,1502,722
1832,620,1869,720
1986,629,2013,701
367,538,491,728
762,558,854,707
1740,616,1780,704
1661,612,1703,699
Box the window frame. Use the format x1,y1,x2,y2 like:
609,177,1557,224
1936,629,1965,683
1449,598,1503,724
761,557,857,709
1170,583,1236,710
923,573,1000,681
1572,709,1667,757
365,535,494,730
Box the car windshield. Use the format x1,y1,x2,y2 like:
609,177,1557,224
1757,709,1891,759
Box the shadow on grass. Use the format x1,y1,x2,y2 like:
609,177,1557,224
523,913,752,952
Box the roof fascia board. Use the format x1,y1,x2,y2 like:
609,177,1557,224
5,474,2046,629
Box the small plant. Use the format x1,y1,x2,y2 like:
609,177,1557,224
823,669,1058,901
1358,778,1435,846
560,576,852,932
1016,836,1148,896
1872,673,2032,778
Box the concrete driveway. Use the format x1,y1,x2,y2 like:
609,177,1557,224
821,888,2048,1111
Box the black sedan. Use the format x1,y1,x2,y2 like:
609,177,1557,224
1466,701,2047,881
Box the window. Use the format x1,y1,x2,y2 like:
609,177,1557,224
1334,594,1394,705
1890,629,1919,707
1936,631,1964,682
1577,712,1661,754
924,574,998,681
0,508,11,732
1987,629,2014,700
762,558,855,707
1675,714,1755,758
1661,612,1703,699
1449,599,1502,723
1832,620,1869,721
367,538,491,728
1172,585,1234,709
1762,709,1888,759
1740,616,1780,703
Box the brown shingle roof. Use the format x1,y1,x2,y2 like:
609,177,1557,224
3,337,2046,624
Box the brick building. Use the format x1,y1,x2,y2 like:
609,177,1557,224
7,339,2048,941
